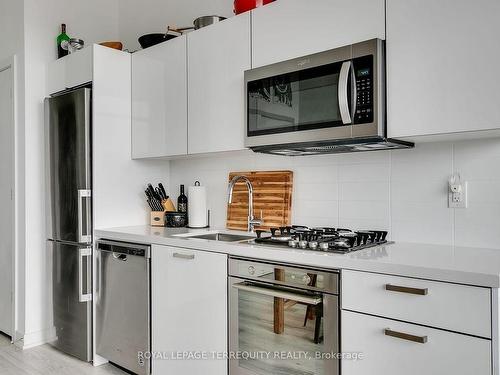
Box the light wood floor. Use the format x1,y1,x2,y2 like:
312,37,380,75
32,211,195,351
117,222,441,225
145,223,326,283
0,333,127,375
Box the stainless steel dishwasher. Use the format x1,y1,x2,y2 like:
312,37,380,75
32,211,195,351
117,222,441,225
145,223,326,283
96,240,151,375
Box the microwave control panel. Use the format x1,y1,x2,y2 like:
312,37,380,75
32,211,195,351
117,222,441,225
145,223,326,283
353,56,374,124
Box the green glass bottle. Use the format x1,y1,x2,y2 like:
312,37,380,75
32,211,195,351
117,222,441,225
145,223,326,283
57,24,70,58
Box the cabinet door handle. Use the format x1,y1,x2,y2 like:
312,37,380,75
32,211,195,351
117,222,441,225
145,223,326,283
384,329,427,344
385,284,428,295
173,252,195,260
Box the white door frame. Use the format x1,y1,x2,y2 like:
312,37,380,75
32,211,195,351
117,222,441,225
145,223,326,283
0,55,18,343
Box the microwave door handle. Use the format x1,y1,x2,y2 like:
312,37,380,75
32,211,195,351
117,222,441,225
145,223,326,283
350,63,357,123
339,61,353,124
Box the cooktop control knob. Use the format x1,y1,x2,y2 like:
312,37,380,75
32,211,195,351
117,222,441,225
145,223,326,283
302,275,311,284
248,266,255,275
319,242,330,251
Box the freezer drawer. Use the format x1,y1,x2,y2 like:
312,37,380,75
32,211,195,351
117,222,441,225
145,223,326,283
48,240,92,361
96,240,151,375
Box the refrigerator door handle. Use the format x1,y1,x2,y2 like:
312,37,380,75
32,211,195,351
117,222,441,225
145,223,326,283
78,189,92,243
79,247,92,302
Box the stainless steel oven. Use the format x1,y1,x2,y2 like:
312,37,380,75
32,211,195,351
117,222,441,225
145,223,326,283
245,39,413,155
229,257,339,375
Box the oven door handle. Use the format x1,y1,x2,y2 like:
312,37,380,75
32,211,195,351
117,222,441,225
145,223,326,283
339,60,356,125
232,282,322,305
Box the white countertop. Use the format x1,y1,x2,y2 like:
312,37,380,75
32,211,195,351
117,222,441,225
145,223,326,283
95,226,500,288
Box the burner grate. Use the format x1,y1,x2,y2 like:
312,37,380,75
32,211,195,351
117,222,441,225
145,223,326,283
254,225,389,253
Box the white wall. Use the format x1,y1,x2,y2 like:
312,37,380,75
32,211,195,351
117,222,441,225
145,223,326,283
170,138,500,250
21,0,120,346
118,0,234,51
0,0,26,342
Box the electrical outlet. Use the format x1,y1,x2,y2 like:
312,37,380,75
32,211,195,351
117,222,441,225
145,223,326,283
449,181,468,208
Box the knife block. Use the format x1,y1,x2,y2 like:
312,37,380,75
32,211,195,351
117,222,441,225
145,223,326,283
150,211,165,227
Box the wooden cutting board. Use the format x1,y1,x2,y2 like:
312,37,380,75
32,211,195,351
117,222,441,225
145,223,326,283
226,171,293,231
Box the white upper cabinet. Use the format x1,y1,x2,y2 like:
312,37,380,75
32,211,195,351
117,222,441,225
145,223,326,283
47,46,93,95
187,13,251,154
132,36,188,159
387,0,500,138
251,0,386,68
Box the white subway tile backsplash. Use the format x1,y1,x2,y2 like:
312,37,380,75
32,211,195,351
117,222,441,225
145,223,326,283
391,178,448,204
294,216,340,228
294,200,339,221
454,138,500,181
467,181,500,204
339,201,390,222
294,165,338,185
294,183,339,201
169,138,500,249
454,204,500,248
391,142,453,181
340,182,390,202
338,218,389,231
391,201,454,245
338,163,390,182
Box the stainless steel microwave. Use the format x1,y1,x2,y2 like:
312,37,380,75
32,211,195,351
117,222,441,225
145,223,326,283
244,39,413,155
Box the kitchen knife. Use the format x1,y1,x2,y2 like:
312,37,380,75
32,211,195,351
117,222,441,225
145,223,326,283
158,183,168,200
155,187,164,201
146,199,155,210
147,183,157,199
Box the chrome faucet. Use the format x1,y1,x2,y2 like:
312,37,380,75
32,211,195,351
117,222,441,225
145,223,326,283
227,175,263,232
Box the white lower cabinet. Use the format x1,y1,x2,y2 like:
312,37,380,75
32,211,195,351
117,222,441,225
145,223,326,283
341,310,492,375
342,270,491,338
151,245,228,375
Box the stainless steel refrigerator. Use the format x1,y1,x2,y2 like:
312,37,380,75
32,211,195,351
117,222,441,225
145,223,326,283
45,87,92,362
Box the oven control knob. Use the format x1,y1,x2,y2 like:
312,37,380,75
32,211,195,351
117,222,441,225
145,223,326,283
248,266,256,275
302,275,311,284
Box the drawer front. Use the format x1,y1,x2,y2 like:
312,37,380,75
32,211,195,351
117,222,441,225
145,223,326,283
342,270,491,338
341,311,492,375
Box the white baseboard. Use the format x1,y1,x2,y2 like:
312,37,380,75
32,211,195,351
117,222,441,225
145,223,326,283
15,327,56,349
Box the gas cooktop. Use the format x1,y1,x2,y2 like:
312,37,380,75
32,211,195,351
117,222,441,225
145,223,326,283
253,226,391,253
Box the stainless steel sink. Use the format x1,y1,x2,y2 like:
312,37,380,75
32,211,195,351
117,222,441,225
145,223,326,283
180,232,255,242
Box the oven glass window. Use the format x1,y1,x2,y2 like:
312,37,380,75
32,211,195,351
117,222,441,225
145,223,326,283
248,62,344,137
237,273,327,374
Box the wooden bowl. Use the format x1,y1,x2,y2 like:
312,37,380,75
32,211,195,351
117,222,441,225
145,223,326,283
99,41,123,50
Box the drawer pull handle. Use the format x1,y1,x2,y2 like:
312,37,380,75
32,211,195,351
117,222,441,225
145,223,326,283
173,252,195,260
384,329,428,344
385,284,428,295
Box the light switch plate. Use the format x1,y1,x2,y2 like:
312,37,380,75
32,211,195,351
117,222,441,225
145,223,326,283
449,181,468,208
